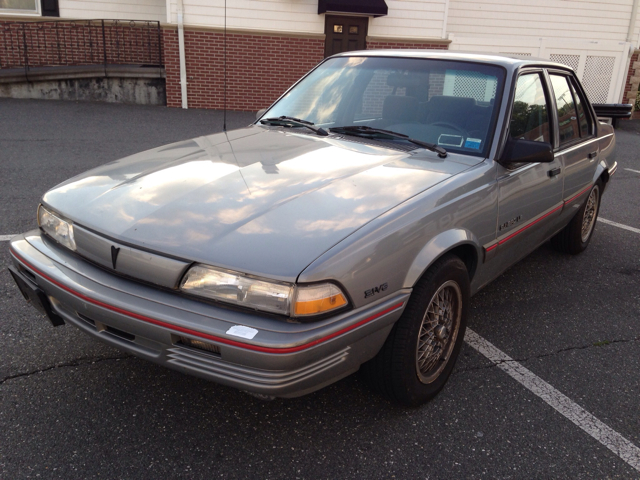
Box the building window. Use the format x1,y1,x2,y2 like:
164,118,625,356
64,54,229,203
0,0,41,15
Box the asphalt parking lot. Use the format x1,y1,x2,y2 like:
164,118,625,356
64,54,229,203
1,98,639,479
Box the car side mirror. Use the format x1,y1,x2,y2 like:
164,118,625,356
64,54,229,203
256,108,267,120
500,137,554,164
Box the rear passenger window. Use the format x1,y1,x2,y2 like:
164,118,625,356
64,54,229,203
509,73,550,143
549,75,580,145
569,79,592,137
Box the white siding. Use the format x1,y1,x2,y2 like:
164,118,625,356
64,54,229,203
167,0,325,34
167,0,447,39
446,0,640,104
57,0,640,50
368,0,445,39
633,7,640,47
59,0,166,22
448,0,640,46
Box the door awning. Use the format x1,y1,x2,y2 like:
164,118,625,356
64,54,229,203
318,0,388,17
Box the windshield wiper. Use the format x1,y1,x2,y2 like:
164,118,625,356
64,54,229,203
260,116,329,137
330,126,447,158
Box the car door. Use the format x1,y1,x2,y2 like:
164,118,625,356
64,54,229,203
547,71,599,225
486,70,564,271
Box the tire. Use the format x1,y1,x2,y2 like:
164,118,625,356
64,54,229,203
551,181,602,255
361,254,469,407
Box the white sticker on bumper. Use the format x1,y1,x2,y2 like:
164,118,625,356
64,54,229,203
226,325,258,339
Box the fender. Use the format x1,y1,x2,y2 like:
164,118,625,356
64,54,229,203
595,123,616,186
594,160,607,186
403,228,482,289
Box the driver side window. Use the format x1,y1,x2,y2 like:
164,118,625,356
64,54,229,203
509,73,551,143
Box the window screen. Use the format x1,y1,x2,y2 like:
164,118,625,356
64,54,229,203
509,73,550,143
550,75,580,145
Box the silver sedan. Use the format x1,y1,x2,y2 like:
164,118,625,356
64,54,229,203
9,52,619,406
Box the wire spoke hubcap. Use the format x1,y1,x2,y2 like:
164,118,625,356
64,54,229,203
415,280,462,384
581,186,599,243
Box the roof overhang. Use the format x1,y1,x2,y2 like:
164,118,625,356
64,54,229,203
318,0,388,18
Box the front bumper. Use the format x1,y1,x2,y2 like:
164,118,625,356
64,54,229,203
9,231,408,398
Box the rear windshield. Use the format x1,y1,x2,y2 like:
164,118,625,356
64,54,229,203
263,56,506,157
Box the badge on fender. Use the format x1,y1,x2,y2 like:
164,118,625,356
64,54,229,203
365,283,388,299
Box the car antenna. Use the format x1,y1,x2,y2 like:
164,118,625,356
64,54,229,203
221,2,250,194
223,0,227,132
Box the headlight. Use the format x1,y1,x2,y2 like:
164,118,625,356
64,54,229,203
180,264,293,315
180,264,349,317
37,204,76,251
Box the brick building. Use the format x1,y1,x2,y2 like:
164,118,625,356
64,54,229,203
1,0,640,114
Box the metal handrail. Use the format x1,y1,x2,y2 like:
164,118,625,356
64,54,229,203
0,19,163,71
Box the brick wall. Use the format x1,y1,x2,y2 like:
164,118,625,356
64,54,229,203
0,19,162,69
163,28,325,110
623,50,640,119
1,17,451,112
163,29,451,111
163,28,181,109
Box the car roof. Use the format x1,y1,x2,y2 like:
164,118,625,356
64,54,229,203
332,50,571,71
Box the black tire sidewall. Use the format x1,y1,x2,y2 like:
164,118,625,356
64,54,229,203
550,179,603,255
578,182,601,248
571,181,602,252
391,255,470,406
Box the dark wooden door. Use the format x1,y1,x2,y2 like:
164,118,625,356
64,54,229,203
324,15,368,57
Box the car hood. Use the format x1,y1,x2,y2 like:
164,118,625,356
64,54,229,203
43,126,479,282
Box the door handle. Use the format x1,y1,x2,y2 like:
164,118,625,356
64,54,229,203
548,167,561,178
588,151,598,159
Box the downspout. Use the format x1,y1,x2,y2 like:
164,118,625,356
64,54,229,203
177,0,188,109
441,0,450,39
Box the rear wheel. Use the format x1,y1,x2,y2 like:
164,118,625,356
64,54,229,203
551,181,601,254
362,254,469,407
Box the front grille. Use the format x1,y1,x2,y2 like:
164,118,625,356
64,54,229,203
72,224,190,289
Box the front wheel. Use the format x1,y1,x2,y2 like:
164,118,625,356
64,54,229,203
551,181,601,255
362,254,469,407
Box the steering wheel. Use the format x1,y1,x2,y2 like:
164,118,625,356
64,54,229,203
426,122,469,138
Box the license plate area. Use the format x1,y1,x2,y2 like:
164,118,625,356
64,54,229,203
8,265,65,326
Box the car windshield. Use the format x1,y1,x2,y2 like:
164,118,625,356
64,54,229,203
262,56,505,157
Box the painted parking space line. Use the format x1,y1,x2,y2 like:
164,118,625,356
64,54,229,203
624,168,640,174
0,235,16,241
599,218,640,235
465,328,640,473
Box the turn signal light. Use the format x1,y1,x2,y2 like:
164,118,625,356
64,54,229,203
294,284,348,316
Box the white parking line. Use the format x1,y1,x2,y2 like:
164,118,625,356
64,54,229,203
624,168,640,174
0,235,16,241
599,218,640,235
465,329,640,473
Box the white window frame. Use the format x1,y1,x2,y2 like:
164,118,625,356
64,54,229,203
0,0,42,17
